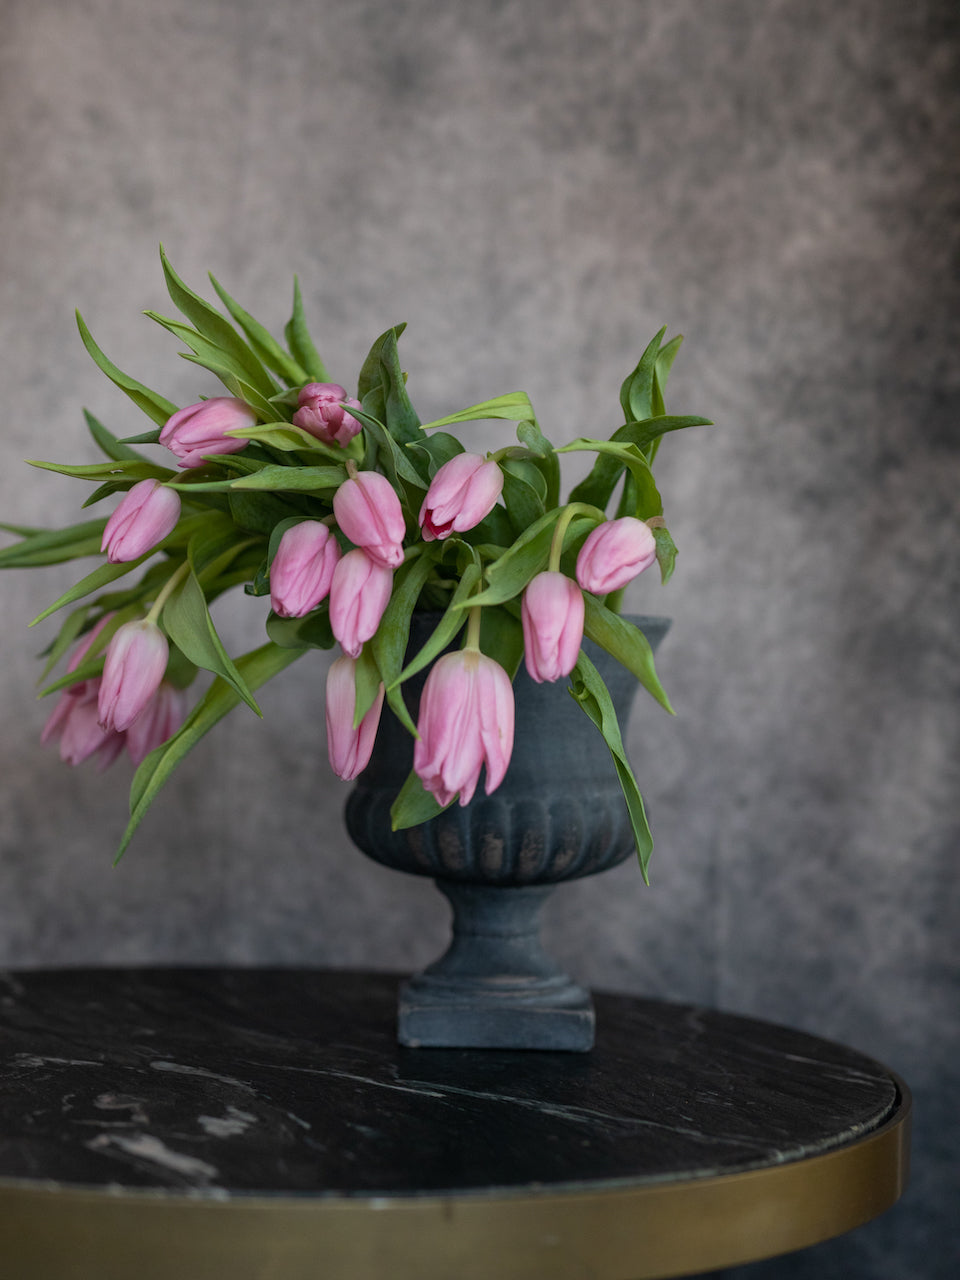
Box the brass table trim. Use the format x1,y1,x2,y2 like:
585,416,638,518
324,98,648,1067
0,1078,910,1280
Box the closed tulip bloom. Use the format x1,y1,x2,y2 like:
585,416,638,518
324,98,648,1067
126,682,188,766
101,480,181,563
413,650,515,808
333,470,406,568
575,517,658,595
270,521,340,618
419,453,504,541
98,620,169,733
329,549,393,659
293,383,364,448
521,571,584,683
159,397,256,469
42,680,125,770
325,655,384,781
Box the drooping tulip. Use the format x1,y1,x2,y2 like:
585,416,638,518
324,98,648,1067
325,655,384,780
126,681,189,766
413,650,514,808
333,470,406,568
575,517,658,595
418,453,504,541
270,521,340,618
101,480,181,563
159,397,256,469
42,680,125,770
328,549,393,659
292,383,364,448
521,571,584,683
98,620,169,733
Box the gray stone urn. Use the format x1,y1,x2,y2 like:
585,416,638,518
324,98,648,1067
346,613,670,1051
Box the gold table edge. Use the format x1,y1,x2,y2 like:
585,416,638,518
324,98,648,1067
0,1078,912,1280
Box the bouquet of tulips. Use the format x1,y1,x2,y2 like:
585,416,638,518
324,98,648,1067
0,251,710,870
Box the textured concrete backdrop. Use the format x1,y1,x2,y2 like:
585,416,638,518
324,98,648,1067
1,1,957,1275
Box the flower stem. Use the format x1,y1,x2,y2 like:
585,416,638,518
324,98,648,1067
466,604,483,651
145,561,190,626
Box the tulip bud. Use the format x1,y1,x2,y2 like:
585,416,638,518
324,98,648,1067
325,655,384,780
329,549,393,659
419,453,504,541
292,383,364,448
98,620,169,733
159,397,256,469
270,521,340,618
43,680,125,770
521,571,584,683
126,682,189,766
333,470,406,568
101,480,181,563
575,517,658,595
413,650,515,808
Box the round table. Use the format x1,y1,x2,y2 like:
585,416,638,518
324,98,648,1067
0,968,910,1279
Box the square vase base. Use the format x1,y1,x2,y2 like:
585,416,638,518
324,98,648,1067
398,976,596,1051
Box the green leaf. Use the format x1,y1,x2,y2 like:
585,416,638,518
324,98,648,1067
84,410,151,463
569,652,654,881
391,563,479,687
353,644,383,729
118,641,304,861
30,556,149,625
349,405,428,492
357,324,406,409
500,458,547,536
76,312,178,428
582,594,674,714
177,352,277,423
0,518,108,568
652,526,678,584
371,552,436,737
37,605,94,683
405,431,464,479
223,420,336,453
559,439,663,520
161,549,261,716
418,392,536,432
159,247,276,399
478,604,524,680
390,768,449,830
651,334,683,419
228,464,347,493
465,510,598,610
379,328,421,445
517,418,560,508
209,274,310,386
619,327,666,425
228,490,305,536
285,277,329,382
265,608,336,650
27,458,176,484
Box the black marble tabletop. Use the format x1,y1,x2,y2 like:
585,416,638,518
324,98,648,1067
0,967,900,1198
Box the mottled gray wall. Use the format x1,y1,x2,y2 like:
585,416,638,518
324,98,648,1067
1,1,957,1275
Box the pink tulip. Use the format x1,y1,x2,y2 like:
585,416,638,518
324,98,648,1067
419,453,504,541
333,470,406,568
270,521,340,618
413,650,514,808
329,549,393,658
125,681,188,766
101,480,181,563
521,571,584,683
292,383,364,448
98,620,169,733
159,397,256,469
42,680,125,770
325,655,384,780
575,517,658,595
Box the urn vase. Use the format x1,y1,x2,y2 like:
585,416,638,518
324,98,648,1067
346,614,670,1051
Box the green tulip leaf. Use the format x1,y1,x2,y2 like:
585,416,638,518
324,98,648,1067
619,327,666,425
569,652,653,882
265,607,336,650
390,768,449,830
285,277,330,383
75,312,178,428
582,594,674,714
209,274,310,387
118,641,305,861
418,392,536,432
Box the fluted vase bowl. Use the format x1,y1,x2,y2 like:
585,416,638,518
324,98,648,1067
346,614,670,1051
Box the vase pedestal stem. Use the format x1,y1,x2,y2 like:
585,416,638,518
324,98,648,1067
398,882,594,1051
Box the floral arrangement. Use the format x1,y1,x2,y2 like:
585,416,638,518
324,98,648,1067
0,251,710,870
